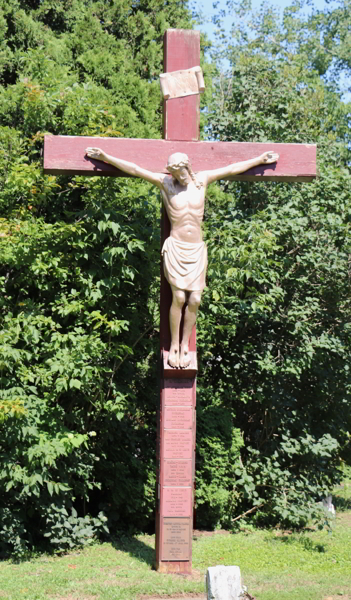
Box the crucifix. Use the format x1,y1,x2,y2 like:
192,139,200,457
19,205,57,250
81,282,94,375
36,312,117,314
44,29,316,574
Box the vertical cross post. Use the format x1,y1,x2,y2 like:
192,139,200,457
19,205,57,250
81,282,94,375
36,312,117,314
155,29,200,574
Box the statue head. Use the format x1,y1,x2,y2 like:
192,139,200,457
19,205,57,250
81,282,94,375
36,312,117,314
166,153,202,189
166,152,190,172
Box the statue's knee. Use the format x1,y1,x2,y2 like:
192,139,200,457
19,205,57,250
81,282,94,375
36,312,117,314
173,290,186,307
188,292,201,310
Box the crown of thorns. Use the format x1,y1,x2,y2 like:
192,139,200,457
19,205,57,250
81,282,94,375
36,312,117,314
166,153,190,172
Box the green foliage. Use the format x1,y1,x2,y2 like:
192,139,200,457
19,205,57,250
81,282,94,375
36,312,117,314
219,0,351,93
43,505,109,551
0,398,26,421
0,506,29,558
0,0,194,555
195,4,351,529
195,389,244,529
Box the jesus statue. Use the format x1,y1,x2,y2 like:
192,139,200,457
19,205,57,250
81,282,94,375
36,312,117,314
85,147,279,368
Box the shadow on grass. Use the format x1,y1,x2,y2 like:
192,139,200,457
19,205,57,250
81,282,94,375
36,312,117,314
267,535,326,553
111,534,155,567
0,534,155,567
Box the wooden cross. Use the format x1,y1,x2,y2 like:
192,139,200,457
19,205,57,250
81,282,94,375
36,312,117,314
44,29,316,574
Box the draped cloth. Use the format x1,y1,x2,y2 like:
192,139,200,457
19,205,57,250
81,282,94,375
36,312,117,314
162,236,207,292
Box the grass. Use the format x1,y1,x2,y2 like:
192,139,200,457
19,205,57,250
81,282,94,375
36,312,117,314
1,482,351,600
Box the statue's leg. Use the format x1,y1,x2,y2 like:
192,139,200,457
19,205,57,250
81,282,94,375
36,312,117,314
180,290,202,368
168,286,186,368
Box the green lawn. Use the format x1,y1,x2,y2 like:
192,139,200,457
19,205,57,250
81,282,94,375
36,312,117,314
1,482,350,600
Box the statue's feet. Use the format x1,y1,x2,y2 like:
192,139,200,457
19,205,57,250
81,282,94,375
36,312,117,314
168,345,180,368
180,344,191,369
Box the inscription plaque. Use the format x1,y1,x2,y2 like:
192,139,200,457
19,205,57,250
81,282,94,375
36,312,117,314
162,517,191,560
164,430,193,459
164,379,193,406
163,487,192,517
163,459,192,486
164,406,192,429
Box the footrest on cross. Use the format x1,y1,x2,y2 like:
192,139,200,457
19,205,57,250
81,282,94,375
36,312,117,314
162,351,197,378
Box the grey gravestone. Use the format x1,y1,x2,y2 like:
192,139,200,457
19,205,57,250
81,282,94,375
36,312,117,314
206,565,244,600
322,494,336,515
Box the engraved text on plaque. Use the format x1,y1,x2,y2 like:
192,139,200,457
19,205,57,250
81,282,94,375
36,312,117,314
163,459,192,486
162,517,191,560
164,379,193,406
164,406,192,429
163,487,192,517
164,430,193,459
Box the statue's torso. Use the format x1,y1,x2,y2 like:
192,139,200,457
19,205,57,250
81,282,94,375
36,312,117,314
161,175,206,243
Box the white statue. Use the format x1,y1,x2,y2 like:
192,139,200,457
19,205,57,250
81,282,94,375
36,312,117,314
85,147,279,368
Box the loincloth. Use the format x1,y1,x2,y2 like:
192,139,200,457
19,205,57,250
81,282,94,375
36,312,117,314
162,236,207,292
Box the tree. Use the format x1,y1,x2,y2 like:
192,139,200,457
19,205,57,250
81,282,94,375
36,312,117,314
0,0,196,556
215,0,350,92
194,0,351,528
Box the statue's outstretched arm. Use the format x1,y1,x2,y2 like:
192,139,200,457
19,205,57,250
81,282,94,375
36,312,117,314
203,151,279,185
85,147,164,187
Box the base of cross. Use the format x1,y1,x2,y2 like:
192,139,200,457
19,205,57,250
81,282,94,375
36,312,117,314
155,349,197,574
156,559,192,575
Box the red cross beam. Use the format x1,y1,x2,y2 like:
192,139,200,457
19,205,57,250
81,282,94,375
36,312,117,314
43,135,316,182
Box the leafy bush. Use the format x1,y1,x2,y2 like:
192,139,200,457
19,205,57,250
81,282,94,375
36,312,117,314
43,505,109,551
0,507,30,559
195,10,350,528
0,0,193,555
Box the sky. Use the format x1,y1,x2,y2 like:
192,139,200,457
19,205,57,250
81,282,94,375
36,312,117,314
197,0,330,41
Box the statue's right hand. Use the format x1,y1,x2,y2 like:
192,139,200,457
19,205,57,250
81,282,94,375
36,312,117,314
85,147,106,160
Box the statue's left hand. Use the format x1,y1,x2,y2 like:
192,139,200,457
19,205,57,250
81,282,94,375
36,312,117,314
260,151,279,164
